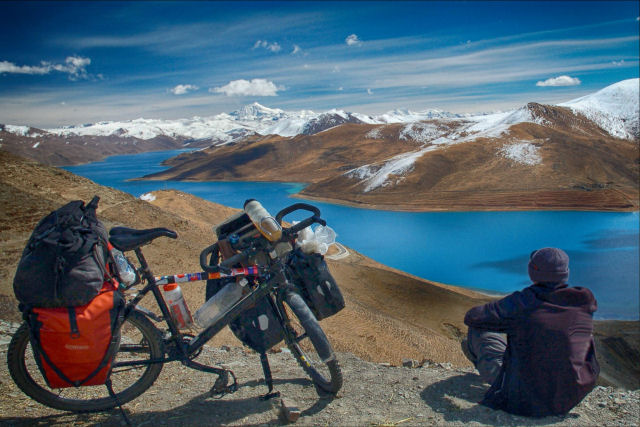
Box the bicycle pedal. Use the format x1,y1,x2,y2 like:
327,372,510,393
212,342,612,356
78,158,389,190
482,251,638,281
211,371,228,393
209,370,237,397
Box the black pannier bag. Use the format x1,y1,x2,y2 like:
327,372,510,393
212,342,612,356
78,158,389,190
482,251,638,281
207,211,284,354
287,248,345,320
13,196,110,309
205,277,284,354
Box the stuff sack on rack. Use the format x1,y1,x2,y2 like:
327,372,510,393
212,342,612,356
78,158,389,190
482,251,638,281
13,196,111,309
26,280,124,388
287,248,345,320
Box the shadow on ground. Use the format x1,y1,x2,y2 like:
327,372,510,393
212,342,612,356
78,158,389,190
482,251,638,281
0,376,335,426
420,373,578,426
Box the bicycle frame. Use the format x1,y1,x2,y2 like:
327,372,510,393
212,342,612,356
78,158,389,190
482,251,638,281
113,246,291,374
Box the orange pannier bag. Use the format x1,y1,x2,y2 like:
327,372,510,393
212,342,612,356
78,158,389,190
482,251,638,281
27,280,124,388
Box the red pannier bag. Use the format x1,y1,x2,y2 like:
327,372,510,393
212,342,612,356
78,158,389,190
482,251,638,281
27,280,124,388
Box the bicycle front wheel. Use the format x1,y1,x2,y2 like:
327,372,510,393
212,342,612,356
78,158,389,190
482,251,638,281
7,310,164,412
283,291,342,394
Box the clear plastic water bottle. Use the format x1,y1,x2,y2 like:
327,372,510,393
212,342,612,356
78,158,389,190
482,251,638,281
244,199,282,242
112,249,137,287
163,284,193,329
194,279,246,329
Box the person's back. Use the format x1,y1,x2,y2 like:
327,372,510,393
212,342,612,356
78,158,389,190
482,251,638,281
463,248,600,417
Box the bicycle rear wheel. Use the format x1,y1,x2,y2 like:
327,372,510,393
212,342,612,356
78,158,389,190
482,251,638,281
282,291,342,394
7,310,164,412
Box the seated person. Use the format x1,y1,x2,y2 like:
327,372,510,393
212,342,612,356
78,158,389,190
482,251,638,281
463,247,599,417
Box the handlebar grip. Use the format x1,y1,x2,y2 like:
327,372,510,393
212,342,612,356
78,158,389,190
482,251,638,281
275,203,321,224
287,215,326,236
200,243,220,272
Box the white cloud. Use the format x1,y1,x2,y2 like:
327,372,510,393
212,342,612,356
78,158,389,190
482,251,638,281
291,44,302,55
0,61,50,75
253,40,281,52
0,56,92,80
210,79,283,96
367,88,374,95
170,84,199,95
611,60,625,66
345,34,361,46
535,75,581,87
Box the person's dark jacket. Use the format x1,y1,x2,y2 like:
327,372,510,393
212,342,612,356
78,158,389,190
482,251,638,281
464,282,599,417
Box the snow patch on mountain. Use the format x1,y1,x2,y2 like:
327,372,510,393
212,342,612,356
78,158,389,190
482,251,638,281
376,108,463,123
399,123,444,144
346,146,440,192
500,141,542,166
559,78,639,139
366,127,384,139
4,125,43,138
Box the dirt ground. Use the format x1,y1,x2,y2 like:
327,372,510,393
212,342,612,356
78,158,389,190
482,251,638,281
1,328,638,427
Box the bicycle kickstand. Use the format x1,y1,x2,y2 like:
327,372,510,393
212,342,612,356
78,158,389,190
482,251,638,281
259,352,280,401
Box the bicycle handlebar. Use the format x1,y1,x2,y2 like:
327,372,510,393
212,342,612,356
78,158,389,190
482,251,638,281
199,243,219,272
275,203,326,236
199,242,250,274
200,202,327,273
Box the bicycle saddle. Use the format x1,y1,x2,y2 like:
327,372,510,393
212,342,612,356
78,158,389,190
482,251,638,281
109,227,178,251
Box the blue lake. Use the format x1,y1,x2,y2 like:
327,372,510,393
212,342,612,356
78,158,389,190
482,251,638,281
65,149,640,320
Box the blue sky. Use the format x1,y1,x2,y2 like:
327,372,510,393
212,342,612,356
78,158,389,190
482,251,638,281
1,1,638,128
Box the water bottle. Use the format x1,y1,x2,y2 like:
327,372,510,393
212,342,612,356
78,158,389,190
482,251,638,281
163,284,193,329
244,199,282,242
112,248,138,287
194,279,246,329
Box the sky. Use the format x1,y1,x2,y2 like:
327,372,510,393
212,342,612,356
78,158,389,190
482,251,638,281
0,1,638,128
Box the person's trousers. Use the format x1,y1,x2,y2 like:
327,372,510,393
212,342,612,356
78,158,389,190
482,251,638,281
464,327,507,384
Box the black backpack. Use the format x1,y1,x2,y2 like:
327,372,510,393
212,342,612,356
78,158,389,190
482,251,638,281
13,196,111,309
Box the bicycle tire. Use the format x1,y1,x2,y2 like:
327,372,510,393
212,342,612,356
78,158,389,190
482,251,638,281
283,291,342,394
7,310,164,412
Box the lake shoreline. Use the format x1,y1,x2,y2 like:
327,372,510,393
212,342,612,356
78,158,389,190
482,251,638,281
136,176,639,213
294,191,640,213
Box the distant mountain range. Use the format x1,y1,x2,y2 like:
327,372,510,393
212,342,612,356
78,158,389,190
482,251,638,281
0,79,638,210
2,79,638,144
141,79,639,211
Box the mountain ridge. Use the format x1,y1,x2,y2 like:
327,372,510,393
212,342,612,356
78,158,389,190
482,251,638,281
3,79,636,146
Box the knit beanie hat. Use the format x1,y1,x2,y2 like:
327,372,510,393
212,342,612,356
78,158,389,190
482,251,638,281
528,247,570,284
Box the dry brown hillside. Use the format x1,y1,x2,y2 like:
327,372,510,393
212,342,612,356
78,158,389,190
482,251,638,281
0,150,637,389
144,104,639,211
0,126,200,166
0,149,489,368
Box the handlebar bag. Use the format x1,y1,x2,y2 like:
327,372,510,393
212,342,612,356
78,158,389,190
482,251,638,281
25,280,124,388
287,249,345,320
13,196,111,309
206,277,284,354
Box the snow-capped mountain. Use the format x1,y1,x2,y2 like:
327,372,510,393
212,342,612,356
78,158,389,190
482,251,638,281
4,79,638,145
559,78,639,140
141,79,638,212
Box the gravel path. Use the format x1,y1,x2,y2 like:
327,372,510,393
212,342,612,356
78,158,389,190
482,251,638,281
1,320,638,427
